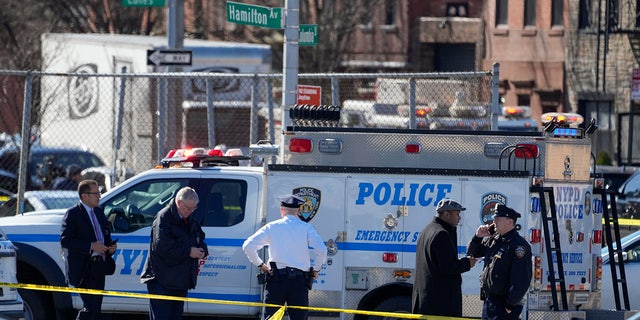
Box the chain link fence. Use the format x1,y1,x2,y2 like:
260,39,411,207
0,69,497,207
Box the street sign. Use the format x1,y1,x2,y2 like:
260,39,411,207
146,50,192,66
122,0,165,7
297,85,322,105
226,1,283,29
299,24,318,46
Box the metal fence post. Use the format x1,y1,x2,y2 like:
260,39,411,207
409,78,416,129
206,78,216,148
16,72,33,215
491,62,501,131
331,77,340,106
114,67,127,185
157,77,167,162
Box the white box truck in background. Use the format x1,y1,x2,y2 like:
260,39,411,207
39,33,271,181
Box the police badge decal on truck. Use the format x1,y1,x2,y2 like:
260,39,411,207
292,187,321,222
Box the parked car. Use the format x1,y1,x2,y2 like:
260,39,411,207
0,146,106,192
601,229,640,310
616,170,640,219
593,165,640,195
0,226,25,319
0,190,78,217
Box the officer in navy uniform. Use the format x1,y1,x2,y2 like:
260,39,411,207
242,194,327,320
467,204,532,320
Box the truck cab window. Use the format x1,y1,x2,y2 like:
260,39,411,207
201,179,247,227
102,179,190,232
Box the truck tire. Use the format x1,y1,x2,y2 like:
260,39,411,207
20,288,54,320
369,296,411,320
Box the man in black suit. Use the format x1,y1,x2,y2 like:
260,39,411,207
61,179,117,320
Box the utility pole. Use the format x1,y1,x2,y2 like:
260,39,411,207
280,0,300,161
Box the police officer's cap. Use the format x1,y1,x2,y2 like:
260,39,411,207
492,204,521,220
436,199,466,213
277,194,305,208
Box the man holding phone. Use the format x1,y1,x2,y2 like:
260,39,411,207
140,187,208,320
61,179,118,320
467,204,532,320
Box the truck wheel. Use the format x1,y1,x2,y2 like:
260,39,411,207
369,296,411,320
20,289,53,320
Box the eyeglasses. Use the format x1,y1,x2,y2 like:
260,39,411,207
181,201,197,212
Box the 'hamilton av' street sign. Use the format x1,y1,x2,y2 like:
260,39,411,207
226,1,283,29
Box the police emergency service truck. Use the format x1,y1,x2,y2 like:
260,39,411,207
0,112,625,319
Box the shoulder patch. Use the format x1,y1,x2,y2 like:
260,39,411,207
515,245,526,259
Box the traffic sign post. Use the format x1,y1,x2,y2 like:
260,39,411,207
226,1,283,29
299,24,318,46
146,50,192,66
122,0,165,7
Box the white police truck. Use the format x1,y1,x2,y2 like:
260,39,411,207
0,112,630,319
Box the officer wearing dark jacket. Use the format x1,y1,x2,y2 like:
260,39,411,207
467,204,532,320
412,199,476,317
140,187,208,320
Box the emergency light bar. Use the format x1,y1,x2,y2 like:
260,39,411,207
541,112,584,127
160,147,250,168
503,106,532,118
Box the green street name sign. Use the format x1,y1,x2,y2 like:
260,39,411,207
122,0,165,7
299,24,318,46
226,1,283,29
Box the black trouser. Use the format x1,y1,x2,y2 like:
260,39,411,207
264,268,309,320
76,259,107,320
147,279,188,320
481,294,523,320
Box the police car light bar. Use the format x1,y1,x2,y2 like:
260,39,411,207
503,106,532,118
160,147,250,168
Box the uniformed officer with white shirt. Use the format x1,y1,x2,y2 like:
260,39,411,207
242,194,327,320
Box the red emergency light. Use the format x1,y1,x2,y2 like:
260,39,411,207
208,149,224,157
382,253,398,263
592,229,602,244
529,228,541,243
405,144,420,153
514,144,539,159
289,138,313,153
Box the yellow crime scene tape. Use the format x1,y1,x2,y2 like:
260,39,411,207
603,218,640,227
0,282,471,320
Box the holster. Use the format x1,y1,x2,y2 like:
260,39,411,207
305,268,314,290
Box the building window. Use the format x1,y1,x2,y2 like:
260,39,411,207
551,0,563,26
446,3,469,17
517,94,531,107
608,0,619,31
384,0,397,26
496,0,508,25
637,0,640,28
524,0,536,27
578,0,591,29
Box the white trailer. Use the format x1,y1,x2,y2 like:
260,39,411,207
38,33,271,179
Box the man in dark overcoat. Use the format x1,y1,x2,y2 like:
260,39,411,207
412,199,476,317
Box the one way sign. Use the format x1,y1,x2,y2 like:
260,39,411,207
146,49,193,66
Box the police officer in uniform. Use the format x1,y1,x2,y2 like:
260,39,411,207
467,204,532,320
242,194,327,320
